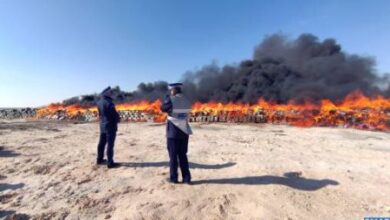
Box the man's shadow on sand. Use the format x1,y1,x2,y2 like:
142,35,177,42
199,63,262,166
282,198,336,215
0,183,25,192
0,146,20,157
0,210,30,219
121,161,236,170
191,172,339,191
119,163,338,191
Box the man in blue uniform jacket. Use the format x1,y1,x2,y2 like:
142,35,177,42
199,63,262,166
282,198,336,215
160,83,193,184
96,86,121,168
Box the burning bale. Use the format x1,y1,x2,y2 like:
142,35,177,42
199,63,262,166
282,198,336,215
189,109,267,123
34,100,166,123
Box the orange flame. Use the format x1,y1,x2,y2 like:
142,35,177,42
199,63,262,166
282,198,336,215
36,91,390,131
36,100,165,122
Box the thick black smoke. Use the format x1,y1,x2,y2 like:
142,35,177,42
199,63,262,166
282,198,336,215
182,33,389,103
63,82,169,106
62,33,389,105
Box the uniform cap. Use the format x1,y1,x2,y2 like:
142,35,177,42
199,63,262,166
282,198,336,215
168,83,183,89
101,86,112,96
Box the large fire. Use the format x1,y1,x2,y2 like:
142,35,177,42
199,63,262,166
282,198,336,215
36,91,390,131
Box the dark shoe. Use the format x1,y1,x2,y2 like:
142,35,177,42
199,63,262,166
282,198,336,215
166,178,179,184
183,180,192,185
97,159,107,165
107,162,120,169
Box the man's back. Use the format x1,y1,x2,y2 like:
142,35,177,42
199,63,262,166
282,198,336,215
161,94,192,139
97,97,119,133
96,87,120,168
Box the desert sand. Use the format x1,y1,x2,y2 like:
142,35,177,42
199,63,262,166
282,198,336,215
1,120,389,220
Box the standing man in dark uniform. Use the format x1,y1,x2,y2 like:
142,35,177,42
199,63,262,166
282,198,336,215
161,83,192,184
96,86,121,168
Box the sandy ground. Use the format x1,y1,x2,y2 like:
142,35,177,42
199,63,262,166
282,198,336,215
0,120,389,220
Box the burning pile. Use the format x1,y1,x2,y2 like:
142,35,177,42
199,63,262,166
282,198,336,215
190,91,390,131
34,91,390,131
29,33,390,133
36,100,164,122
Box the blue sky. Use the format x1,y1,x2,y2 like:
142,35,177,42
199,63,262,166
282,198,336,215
0,0,389,107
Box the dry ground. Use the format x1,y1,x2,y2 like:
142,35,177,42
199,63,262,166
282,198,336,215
0,120,389,219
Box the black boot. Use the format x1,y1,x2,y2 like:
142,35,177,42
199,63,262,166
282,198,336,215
107,162,120,169
183,179,192,185
166,178,179,184
96,159,107,165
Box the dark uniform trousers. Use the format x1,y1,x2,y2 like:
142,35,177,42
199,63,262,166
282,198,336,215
97,131,117,164
167,136,191,182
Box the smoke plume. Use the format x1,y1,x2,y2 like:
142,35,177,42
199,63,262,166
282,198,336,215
62,33,390,105
182,33,389,103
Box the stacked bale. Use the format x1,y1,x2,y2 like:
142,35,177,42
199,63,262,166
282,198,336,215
0,108,37,120
188,109,267,123
1,107,389,131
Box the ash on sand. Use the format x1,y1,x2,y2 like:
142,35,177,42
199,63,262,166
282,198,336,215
1,120,389,219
